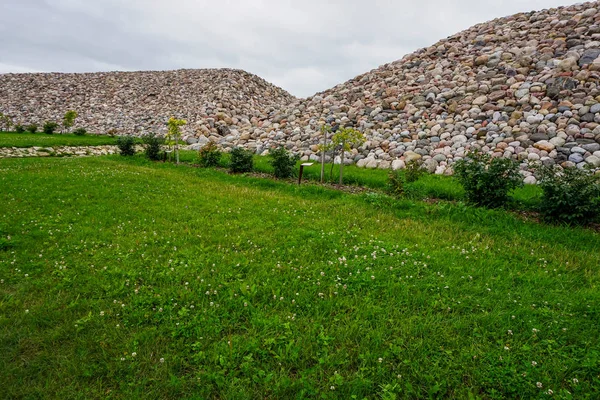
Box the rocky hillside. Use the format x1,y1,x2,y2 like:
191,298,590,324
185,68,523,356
269,0,600,179
0,68,295,137
3,1,600,179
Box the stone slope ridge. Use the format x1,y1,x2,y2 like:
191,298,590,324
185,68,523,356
271,0,600,178
0,68,295,137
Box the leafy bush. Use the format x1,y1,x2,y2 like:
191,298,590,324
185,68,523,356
535,166,600,225
43,121,58,135
142,132,165,161
73,128,87,136
269,146,299,179
229,147,254,173
116,136,136,156
0,113,13,131
26,124,38,134
14,124,25,133
405,160,425,183
453,151,522,208
198,142,222,167
387,169,406,198
63,110,78,133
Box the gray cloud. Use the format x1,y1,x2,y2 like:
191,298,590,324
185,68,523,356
0,0,580,97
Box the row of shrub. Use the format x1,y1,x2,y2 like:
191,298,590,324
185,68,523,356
388,151,600,226
117,133,300,179
116,133,600,226
2,111,86,135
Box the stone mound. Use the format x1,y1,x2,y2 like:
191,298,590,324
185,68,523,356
270,0,600,176
0,68,295,140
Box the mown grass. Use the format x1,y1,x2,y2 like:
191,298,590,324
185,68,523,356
0,131,121,148
1,155,599,399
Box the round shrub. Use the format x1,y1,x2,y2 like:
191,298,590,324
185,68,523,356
14,124,25,133
43,121,58,135
142,132,165,161
26,124,38,134
229,147,254,173
453,151,522,208
73,128,87,136
536,165,600,225
198,142,222,168
116,135,136,156
268,146,299,179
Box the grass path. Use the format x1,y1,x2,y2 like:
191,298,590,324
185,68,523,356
1,156,599,398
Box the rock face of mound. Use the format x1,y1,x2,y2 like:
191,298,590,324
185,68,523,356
0,68,295,138
271,0,600,177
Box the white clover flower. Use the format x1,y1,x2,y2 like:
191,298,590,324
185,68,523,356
159,358,165,363
531,361,537,367
536,382,543,388
132,352,137,357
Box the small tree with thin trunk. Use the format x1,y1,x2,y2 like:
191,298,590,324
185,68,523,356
317,124,333,183
63,110,78,133
166,117,186,165
0,113,13,132
331,127,365,185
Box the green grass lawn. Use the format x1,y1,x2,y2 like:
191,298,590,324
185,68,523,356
1,155,599,398
0,131,121,148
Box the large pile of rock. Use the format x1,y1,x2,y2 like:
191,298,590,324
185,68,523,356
269,0,600,180
0,68,295,141
3,1,600,180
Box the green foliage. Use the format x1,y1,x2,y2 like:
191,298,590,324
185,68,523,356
0,112,13,131
198,141,222,167
14,124,25,133
72,128,87,136
454,151,522,208
535,166,600,225
229,147,254,173
268,146,299,179
387,169,405,198
142,132,165,161
405,160,425,183
331,127,366,184
43,121,58,135
166,117,186,146
26,124,38,134
116,135,136,156
62,110,78,132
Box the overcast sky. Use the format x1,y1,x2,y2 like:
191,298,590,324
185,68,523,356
0,0,579,98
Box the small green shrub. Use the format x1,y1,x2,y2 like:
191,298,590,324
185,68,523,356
405,160,425,183
387,169,405,198
453,151,522,208
535,166,600,225
269,146,299,179
73,128,87,136
142,132,165,161
229,147,254,173
43,121,58,135
198,142,222,167
116,135,136,156
15,124,25,133
0,113,13,131
26,124,38,134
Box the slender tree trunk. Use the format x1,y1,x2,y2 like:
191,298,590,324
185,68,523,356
339,143,345,185
320,133,326,183
175,136,180,165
